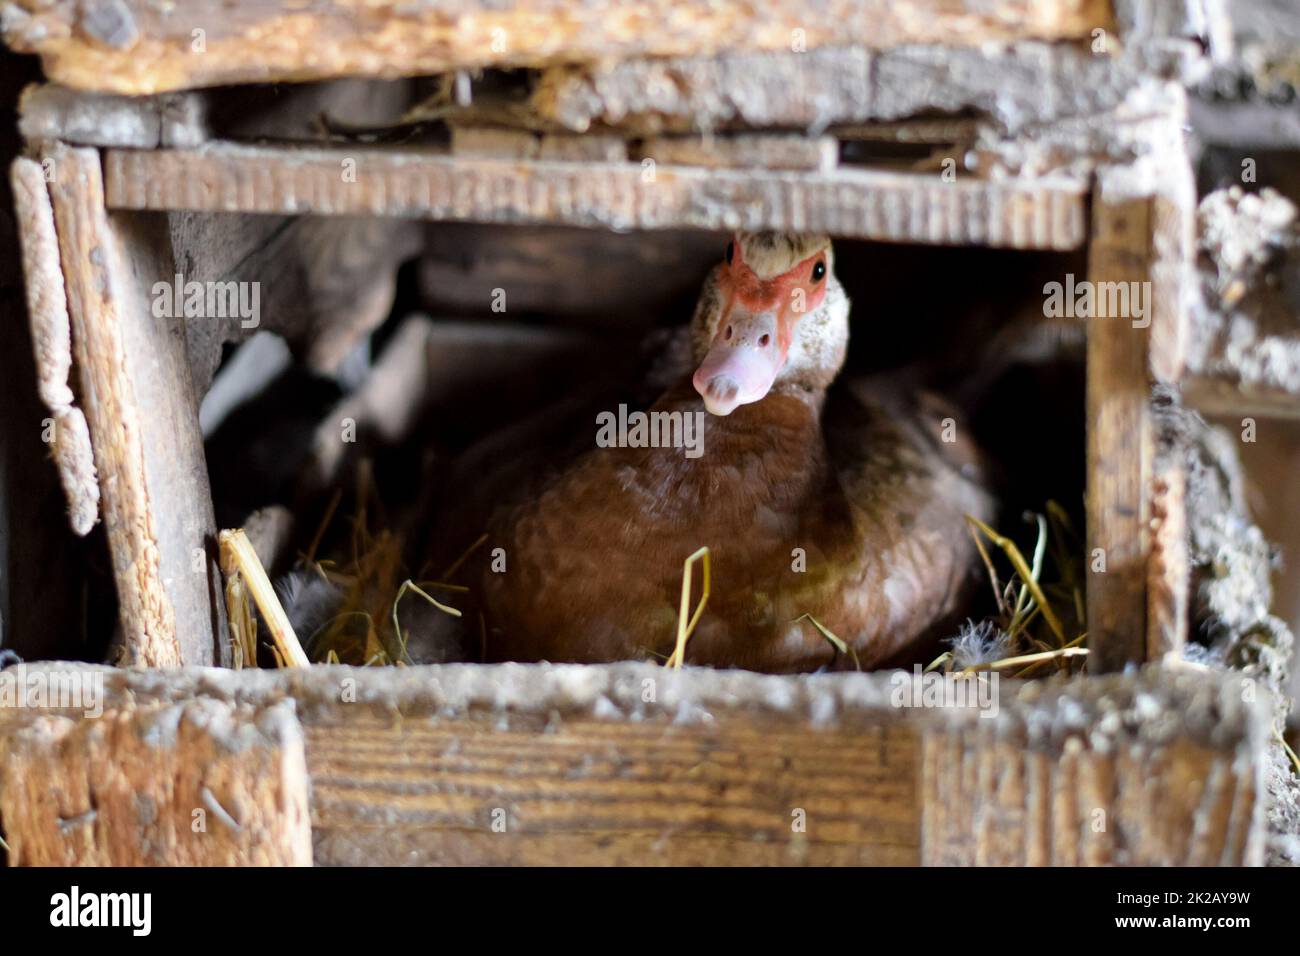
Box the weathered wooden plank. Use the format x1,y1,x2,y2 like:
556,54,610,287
104,145,1089,250
0,696,311,865
18,83,207,148
450,125,628,163
1085,189,1154,672
307,714,919,865
10,157,99,537
1083,108,1195,671
527,40,1179,138
636,134,838,172
1148,464,1188,662
44,146,220,667
920,721,1264,865
44,147,182,666
0,662,1270,866
1143,176,1195,663
0,0,1112,96
1181,377,1300,420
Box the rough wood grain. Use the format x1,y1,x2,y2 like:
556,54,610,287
1141,155,1194,662
19,83,207,148
528,41,1167,137
1085,188,1154,672
10,156,99,536
104,145,1088,250
919,702,1262,864
0,662,1270,866
1082,112,1194,669
0,697,311,865
0,0,1112,96
1181,377,1300,420
45,146,224,667
1148,465,1188,661
635,133,838,172
308,714,919,865
44,146,182,667
451,125,628,163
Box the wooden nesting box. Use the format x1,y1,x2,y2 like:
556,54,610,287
1,0,1273,865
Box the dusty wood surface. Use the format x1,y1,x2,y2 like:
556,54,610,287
635,133,837,172
44,147,182,666
19,83,207,149
921,725,1260,865
527,41,1172,137
104,145,1088,250
0,0,1110,95
19,78,414,149
44,146,222,667
1082,115,1194,673
10,156,99,536
0,51,93,663
309,712,918,865
1140,145,1195,662
0,662,1270,866
1147,465,1188,661
0,696,311,865
1085,189,1154,672
450,125,628,163
106,211,227,667
1181,377,1300,420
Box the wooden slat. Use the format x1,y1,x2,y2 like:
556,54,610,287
1182,375,1300,420
44,146,220,666
10,157,99,537
308,715,918,865
0,697,311,865
0,0,1112,96
1085,190,1154,672
44,147,181,666
0,662,1270,866
1144,182,1194,662
919,723,1261,865
104,145,1089,250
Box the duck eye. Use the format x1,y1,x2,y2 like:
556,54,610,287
725,241,734,265
811,260,826,282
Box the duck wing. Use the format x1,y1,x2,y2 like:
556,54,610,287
820,378,998,666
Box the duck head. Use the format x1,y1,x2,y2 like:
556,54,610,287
691,232,849,416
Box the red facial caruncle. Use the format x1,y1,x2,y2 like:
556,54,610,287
692,234,830,415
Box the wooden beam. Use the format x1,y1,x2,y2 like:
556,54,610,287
18,83,207,149
44,146,219,666
1182,376,1300,420
1085,188,1155,672
0,695,311,865
104,145,1089,250
0,0,1112,96
529,42,1143,138
635,134,838,172
0,662,1269,866
10,157,99,537
1145,186,1194,662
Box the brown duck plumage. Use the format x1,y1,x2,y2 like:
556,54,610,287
470,232,996,671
